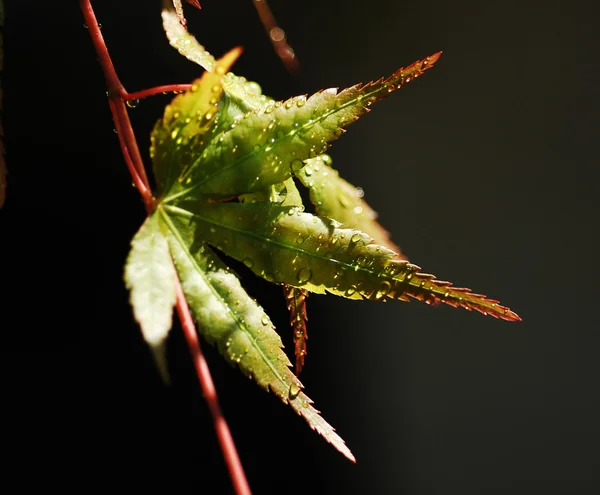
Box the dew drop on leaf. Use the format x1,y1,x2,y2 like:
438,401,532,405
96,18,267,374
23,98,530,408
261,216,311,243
289,382,301,399
246,82,262,96
351,233,361,243
297,267,312,284
291,159,304,172
375,281,392,300
243,258,254,268
261,314,269,326
345,285,357,296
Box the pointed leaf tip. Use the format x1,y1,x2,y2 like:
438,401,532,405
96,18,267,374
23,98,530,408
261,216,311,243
165,202,519,322
162,2,215,71
163,209,353,460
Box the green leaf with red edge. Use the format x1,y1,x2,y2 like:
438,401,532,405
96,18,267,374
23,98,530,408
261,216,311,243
149,18,522,462
162,53,441,201
164,202,520,322
160,206,355,462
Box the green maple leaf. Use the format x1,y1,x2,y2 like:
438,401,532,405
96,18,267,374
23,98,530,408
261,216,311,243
124,7,521,462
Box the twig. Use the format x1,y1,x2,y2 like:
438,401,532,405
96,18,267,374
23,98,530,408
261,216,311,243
252,0,299,73
123,84,193,101
80,2,251,493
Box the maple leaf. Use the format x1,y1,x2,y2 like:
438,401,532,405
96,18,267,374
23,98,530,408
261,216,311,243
124,10,520,462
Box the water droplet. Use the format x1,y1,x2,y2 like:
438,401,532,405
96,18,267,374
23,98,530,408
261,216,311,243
375,281,392,300
261,315,269,326
270,27,286,42
304,165,313,176
296,96,306,108
126,99,139,108
351,233,361,243
288,208,296,215
205,111,213,120
285,100,294,109
246,81,261,95
353,206,363,214
297,267,311,284
291,159,304,172
296,235,304,244
289,383,301,399
243,258,254,268
345,285,357,296
355,187,364,198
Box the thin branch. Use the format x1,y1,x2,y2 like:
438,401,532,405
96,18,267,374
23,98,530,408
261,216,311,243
108,99,151,201
174,279,252,495
80,0,152,210
113,100,151,192
123,84,193,101
252,0,299,73
80,2,251,493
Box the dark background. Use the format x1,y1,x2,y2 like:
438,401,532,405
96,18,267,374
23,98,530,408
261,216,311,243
1,0,599,493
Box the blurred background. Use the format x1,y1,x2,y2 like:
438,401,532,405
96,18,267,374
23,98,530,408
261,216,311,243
1,1,598,493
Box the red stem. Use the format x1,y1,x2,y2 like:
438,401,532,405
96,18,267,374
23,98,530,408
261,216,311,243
123,84,192,101
174,280,252,495
252,0,299,73
80,2,251,493
108,99,150,199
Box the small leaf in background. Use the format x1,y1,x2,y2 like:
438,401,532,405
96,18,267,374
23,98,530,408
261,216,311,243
162,208,355,461
283,285,309,374
166,202,520,321
295,154,404,258
124,212,178,383
162,0,215,71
